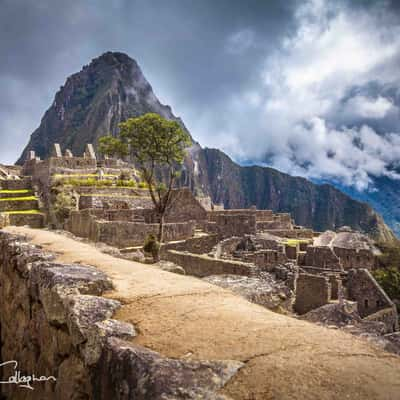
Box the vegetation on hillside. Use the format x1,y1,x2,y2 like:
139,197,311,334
373,241,400,310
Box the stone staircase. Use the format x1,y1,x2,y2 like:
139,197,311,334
0,177,45,228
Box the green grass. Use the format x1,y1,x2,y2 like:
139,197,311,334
0,196,37,202
0,189,31,194
2,210,42,215
284,239,313,247
53,173,119,178
79,194,151,199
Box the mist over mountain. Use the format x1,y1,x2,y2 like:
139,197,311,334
18,52,394,241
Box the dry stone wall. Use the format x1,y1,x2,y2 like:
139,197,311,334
66,209,195,247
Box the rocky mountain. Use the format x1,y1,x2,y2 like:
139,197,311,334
187,146,394,241
17,52,395,241
17,52,187,163
331,177,400,238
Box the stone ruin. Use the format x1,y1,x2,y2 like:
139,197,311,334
1,142,398,351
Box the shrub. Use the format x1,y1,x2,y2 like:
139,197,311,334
138,181,148,189
53,191,75,223
143,234,160,262
373,267,400,311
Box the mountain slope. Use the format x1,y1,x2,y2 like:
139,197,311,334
188,146,394,241
17,52,395,241
328,177,400,237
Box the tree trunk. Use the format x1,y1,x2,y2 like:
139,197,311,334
153,214,164,262
158,214,165,243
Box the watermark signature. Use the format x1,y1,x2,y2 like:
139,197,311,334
0,360,56,390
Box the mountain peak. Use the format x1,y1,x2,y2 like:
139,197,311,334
85,51,141,73
17,51,181,163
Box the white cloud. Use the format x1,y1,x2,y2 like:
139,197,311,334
207,0,400,190
343,95,394,119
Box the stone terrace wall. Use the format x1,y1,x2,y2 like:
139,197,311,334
0,232,240,400
164,250,254,278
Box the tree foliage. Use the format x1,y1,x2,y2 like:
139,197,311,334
98,135,129,158
373,267,400,309
374,241,400,310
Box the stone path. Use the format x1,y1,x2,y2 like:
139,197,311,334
5,226,400,400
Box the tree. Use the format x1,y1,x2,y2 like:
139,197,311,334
98,135,129,159
98,113,191,257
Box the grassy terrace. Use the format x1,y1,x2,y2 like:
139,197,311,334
283,238,313,247
79,194,151,198
2,210,42,215
0,189,32,194
53,173,120,178
0,196,37,201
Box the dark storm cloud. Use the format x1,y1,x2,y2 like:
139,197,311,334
0,0,298,163
1,0,400,192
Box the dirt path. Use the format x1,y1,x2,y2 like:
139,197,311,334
5,226,400,400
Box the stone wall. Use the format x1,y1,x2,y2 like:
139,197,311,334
78,194,153,211
66,210,195,247
294,273,331,315
7,213,45,229
0,178,32,191
0,231,128,399
333,247,377,270
305,246,342,270
214,214,257,238
94,220,195,248
261,229,314,239
163,250,254,278
346,268,399,332
0,199,39,212
0,232,239,400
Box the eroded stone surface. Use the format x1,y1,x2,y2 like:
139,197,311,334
93,337,243,400
204,273,293,311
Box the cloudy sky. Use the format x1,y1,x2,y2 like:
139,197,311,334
1,0,400,190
